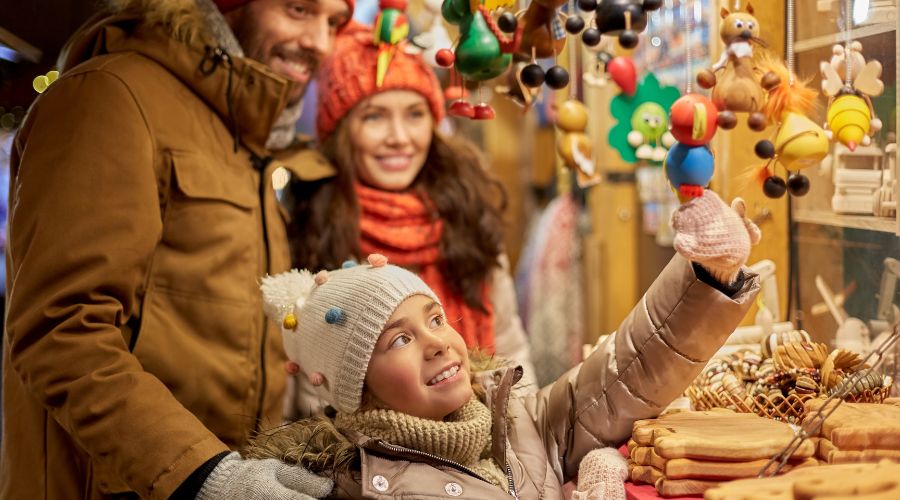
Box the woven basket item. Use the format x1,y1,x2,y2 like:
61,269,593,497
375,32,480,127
686,384,891,423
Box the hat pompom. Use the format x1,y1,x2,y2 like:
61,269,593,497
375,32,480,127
325,307,346,324
367,253,388,267
260,269,316,327
314,270,330,285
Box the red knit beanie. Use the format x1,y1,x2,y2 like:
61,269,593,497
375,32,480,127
316,22,445,140
213,0,356,19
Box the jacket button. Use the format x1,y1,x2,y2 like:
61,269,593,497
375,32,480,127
445,482,463,496
372,474,389,492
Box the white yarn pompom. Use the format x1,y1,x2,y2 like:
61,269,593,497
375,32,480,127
260,269,316,325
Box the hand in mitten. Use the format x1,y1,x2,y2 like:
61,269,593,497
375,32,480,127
197,452,333,500
671,189,761,285
571,447,628,500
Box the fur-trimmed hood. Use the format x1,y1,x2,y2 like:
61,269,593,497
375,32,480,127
60,0,222,73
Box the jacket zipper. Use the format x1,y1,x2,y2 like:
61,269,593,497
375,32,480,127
376,441,518,497
376,442,488,481
252,154,274,430
505,462,519,499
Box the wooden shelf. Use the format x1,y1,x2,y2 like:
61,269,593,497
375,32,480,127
795,21,897,52
793,209,899,234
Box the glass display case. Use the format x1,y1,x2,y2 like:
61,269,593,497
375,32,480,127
790,0,900,392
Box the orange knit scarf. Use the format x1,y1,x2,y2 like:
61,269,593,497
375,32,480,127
356,183,495,354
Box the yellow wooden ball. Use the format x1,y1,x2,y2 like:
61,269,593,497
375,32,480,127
556,100,589,132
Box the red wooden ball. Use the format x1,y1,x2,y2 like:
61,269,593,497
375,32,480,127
435,49,455,68
669,93,718,146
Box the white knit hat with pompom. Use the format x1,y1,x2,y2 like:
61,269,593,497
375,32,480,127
261,254,439,413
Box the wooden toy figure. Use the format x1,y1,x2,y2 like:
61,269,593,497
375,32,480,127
516,0,570,91
664,93,719,200
575,0,663,49
696,3,769,131
608,73,679,164
556,99,600,186
754,56,829,198
437,0,523,119
820,41,884,151
627,102,674,162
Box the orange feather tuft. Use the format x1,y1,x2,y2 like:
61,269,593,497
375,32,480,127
741,162,773,191
757,51,818,121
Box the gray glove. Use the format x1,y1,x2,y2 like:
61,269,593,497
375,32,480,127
197,452,334,499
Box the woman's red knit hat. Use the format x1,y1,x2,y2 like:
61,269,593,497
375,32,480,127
316,22,445,141
214,0,356,17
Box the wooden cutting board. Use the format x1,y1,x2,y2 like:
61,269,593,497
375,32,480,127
818,438,900,464
703,462,900,499
628,463,719,498
631,445,817,479
805,400,900,450
632,410,815,461
628,461,664,485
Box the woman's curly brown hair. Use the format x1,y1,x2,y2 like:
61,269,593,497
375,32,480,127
286,121,507,311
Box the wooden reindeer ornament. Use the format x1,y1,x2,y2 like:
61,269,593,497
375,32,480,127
696,3,770,131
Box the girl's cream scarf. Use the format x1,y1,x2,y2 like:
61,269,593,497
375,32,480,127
335,398,507,488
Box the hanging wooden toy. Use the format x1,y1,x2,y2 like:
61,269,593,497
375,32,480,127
820,40,884,151
556,100,600,186
552,0,599,187
752,55,829,198
664,94,719,200
662,0,718,201
608,73,679,164
695,2,770,131
437,0,524,119
572,0,663,50
515,0,571,92
573,34,636,94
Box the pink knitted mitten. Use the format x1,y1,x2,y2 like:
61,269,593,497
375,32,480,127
671,189,761,284
571,447,628,500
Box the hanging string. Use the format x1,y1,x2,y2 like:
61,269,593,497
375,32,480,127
786,0,795,85
844,0,852,86
734,0,740,11
684,0,693,93
568,0,578,100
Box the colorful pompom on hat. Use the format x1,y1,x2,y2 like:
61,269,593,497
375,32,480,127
261,254,439,413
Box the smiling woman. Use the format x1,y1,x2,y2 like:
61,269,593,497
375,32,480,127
347,91,434,191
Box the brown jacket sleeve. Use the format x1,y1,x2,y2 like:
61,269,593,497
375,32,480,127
523,255,759,482
6,70,227,498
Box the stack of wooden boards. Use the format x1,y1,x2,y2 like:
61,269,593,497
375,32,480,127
704,461,900,499
806,399,900,464
627,409,817,497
